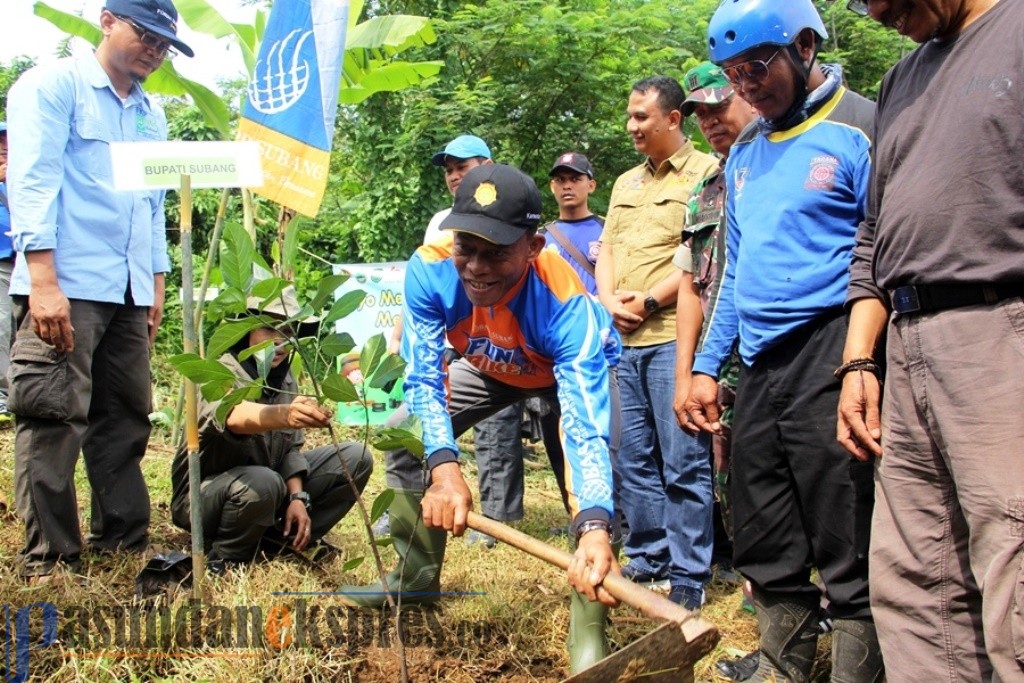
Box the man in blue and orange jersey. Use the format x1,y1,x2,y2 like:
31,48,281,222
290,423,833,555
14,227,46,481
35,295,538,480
339,163,622,673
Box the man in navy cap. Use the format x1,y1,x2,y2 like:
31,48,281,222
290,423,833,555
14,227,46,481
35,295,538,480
6,0,192,582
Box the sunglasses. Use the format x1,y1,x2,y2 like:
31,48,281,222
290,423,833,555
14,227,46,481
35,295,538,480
846,1,869,16
115,15,178,60
721,47,784,87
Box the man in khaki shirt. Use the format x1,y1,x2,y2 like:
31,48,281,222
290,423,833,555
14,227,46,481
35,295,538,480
596,74,718,610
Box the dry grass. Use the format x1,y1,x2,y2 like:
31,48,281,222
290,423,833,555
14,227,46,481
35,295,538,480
0,421,836,682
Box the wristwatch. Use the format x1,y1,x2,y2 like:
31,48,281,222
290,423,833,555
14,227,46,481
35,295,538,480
575,519,611,543
643,294,659,314
288,491,312,510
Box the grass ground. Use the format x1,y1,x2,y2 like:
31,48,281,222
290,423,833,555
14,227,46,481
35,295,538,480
0,412,834,682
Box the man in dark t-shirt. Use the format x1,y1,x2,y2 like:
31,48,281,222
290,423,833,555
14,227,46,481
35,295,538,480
839,1,1024,680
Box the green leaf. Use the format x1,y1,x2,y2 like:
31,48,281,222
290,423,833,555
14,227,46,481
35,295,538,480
175,0,257,73
323,290,366,326
359,334,388,381
375,537,394,548
213,387,252,425
169,353,236,383
321,372,360,403
340,61,445,105
199,378,235,401
237,339,275,362
368,353,405,391
206,287,248,321
220,223,255,291
251,276,290,303
341,556,365,572
309,274,351,312
321,332,357,358
370,489,395,524
207,319,265,358
372,426,424,458
346,15,436,51
32,3,101,48
252,344,276,381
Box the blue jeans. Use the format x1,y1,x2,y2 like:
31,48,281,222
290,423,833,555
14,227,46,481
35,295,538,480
617,341,713,590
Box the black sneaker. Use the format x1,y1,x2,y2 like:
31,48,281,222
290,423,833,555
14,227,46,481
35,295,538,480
716,650,760,681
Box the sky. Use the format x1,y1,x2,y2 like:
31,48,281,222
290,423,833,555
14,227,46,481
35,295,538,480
3,0,257,89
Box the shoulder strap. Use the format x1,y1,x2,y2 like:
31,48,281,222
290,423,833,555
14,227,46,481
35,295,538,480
0,187,8,211
543,221,595,278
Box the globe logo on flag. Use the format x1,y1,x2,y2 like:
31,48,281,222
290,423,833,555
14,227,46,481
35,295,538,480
248,29,314,114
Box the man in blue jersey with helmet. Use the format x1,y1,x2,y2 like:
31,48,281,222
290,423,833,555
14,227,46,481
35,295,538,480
683,1,881,680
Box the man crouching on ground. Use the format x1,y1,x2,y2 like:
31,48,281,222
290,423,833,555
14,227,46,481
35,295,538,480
338,163,623,674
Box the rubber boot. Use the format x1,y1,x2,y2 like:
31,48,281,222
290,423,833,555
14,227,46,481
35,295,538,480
830,618,883,683
749,589,819,683
566,539,619,673
568,589,609,674
337,489,447,608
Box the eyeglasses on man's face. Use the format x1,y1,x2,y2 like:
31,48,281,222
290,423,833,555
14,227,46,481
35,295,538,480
115,15,178,61
721,47,784,87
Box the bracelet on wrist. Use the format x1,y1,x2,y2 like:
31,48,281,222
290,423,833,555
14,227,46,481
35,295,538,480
574,519,610,543
833,358,881,380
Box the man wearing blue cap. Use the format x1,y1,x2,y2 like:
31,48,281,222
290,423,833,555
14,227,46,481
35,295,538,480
6,0,193,582
685,1,878,679
423,135,493,244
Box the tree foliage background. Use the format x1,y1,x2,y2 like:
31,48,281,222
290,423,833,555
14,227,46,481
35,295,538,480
312,0,908,264
0,0,908,269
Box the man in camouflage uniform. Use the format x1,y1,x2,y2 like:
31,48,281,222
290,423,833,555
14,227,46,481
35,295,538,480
671,61,756,568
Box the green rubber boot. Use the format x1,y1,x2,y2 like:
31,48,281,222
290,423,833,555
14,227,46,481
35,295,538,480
337,489,447,608
567,539,619,673
567,588,609,674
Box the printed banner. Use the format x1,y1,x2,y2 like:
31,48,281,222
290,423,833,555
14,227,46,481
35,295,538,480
238,0,349,217
332,261,407,425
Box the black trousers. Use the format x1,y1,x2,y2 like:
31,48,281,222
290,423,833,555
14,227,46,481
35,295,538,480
730,309,874,619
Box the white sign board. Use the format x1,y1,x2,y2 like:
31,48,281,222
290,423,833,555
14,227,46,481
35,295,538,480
332,262,406,347
110,141,264,191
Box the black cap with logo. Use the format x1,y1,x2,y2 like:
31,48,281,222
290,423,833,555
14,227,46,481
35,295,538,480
548,152,594,179
439,164,543,245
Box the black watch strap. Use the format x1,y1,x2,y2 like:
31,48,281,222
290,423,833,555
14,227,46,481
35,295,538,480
288,491,312,509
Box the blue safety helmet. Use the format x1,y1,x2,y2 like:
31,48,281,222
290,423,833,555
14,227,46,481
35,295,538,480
707,0,828,65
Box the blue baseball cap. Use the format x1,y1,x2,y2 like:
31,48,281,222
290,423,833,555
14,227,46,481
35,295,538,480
105,0,195,58
431,135,492,166
0,122,6,135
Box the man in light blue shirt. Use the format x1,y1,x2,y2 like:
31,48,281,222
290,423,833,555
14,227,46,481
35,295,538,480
6,0,193,582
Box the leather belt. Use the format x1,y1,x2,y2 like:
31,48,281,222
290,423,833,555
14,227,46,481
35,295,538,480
890,283,1024,315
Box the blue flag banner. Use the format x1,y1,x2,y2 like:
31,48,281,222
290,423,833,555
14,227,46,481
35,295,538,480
238,0,349,217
